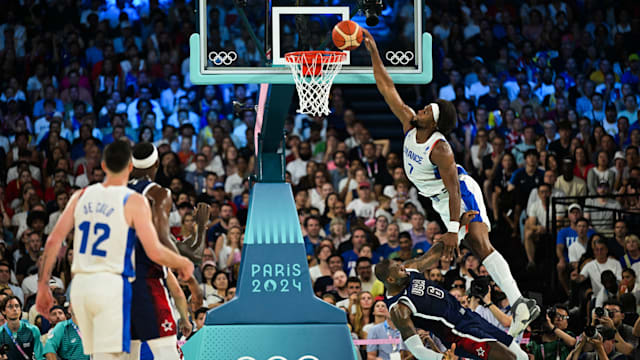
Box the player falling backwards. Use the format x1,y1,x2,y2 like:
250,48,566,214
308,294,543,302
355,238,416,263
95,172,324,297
362,29,540,337
374,231,529,360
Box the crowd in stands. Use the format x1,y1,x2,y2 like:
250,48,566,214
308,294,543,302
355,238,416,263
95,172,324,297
2,0,640,359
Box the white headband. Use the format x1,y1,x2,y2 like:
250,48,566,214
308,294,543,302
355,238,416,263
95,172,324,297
430,103,440,124
132,145,158,169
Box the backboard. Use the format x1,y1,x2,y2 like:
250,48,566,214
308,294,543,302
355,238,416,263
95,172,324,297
190,0,432,84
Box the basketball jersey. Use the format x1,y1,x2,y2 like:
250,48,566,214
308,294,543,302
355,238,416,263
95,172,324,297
128,178,166,279
72,183,136,278
403,129,468,198
385,269,467,332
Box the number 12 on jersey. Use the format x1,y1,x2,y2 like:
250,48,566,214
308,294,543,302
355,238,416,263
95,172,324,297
78,221,110,257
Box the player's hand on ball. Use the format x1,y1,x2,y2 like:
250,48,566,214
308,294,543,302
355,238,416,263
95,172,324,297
459,210,479,226
362,29,377,54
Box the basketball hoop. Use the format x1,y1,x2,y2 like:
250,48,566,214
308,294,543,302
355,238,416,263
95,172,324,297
285,51,347,117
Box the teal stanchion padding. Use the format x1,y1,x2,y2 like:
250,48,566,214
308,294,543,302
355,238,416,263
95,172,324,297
184,183,356,359
205,182,346,324
182,324,357,360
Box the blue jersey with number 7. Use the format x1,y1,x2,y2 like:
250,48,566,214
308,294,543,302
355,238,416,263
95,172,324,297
72,184,137,278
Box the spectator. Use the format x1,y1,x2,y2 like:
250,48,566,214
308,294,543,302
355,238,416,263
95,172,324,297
577,237,622,295
303,215,324,257
0,296,43,360
346,182,378,220
555,158,587,197
584,180,622,233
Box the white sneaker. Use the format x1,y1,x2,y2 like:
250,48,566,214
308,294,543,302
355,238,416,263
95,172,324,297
508,297,540,337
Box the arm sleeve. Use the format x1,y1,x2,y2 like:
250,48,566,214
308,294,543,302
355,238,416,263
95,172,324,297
43,323,64,355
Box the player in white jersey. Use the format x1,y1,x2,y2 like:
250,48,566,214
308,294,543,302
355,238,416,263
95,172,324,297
363,30,539,338
36,140,194,360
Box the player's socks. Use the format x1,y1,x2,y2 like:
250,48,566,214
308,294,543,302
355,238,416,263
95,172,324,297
508,340,528,360
482,250,522,305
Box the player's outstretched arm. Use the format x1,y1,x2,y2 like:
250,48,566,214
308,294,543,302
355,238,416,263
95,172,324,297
128,193,194,280
404,241,444,273
430,140,462,259
362,29,415,134
391,304,445,360
36,189,81,317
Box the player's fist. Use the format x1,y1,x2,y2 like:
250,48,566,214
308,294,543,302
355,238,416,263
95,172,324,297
178,258,195,282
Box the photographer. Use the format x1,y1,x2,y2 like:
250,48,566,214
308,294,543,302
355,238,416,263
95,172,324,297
526,305,576,360
468,276,512,331
591,301,637,357
567,327,626,360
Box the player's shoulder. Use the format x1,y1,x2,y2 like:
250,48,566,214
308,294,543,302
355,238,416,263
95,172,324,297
146,183,171,199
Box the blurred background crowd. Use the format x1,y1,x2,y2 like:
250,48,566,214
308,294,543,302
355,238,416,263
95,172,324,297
2,0,640,359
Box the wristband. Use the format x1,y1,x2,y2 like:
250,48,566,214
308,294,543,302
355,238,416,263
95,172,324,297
446,221,460,233
405,334,444,360
483,302,493,308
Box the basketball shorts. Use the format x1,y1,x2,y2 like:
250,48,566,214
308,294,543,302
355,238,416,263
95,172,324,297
441,310,513,360
70,272,132,354
129,336,180,360
429,174,491,244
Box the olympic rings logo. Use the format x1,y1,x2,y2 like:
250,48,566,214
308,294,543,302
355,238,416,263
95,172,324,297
385,51,415,65
208,51,238,66
237,356,319,360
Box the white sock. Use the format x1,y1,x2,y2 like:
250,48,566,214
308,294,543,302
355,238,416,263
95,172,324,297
508,340,528,360
482,250,522,305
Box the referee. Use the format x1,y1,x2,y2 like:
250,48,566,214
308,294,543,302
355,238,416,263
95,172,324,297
43,305,88,360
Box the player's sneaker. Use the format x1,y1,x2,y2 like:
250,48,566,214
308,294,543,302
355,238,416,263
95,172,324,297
508,297,540,337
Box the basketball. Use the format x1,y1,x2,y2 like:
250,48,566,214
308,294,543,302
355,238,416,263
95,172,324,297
332,20,363,51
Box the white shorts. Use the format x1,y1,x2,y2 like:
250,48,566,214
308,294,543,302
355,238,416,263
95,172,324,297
129,336,180,360
429,174,491,243
71,273,132,354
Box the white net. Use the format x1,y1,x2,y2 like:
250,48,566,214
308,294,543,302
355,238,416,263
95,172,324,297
285,51,347,117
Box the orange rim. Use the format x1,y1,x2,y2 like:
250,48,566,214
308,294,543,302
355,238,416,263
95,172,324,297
285,51,347,64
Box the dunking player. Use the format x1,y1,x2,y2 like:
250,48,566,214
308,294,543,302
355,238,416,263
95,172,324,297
375,249,529,360
36,140,193,360
363,29,539,336
128,142,206,360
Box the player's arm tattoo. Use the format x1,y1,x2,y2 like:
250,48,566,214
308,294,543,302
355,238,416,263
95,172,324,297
404,241,444,273
390,304,418,340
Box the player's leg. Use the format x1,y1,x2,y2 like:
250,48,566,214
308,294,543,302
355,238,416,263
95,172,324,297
92,353,130,360
458,175,540,336
70,274,95,355
91,273,133,356
145,336,181,360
